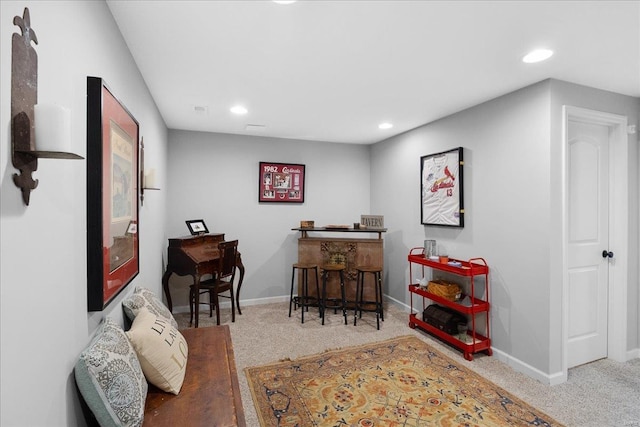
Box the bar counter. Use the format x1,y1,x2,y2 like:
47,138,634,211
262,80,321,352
291,227,387,308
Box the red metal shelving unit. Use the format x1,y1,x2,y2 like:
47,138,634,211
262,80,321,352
408,247,492,361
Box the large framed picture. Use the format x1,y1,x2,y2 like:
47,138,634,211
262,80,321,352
420,147,464,227
259,162,305,203
86,77,140,311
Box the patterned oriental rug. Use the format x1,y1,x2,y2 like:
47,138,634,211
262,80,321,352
245,335,564,427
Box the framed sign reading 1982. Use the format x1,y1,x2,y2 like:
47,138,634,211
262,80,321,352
259,162,305,203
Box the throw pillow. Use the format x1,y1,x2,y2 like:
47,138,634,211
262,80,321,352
125,307,188,395
74,318,148,427
122,287,178,329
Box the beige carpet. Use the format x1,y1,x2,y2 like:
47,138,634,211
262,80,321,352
174,301,640,427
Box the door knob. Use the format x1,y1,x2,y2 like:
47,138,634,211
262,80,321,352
602,250,614,258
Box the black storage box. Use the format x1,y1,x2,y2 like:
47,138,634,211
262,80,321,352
423,304,467,335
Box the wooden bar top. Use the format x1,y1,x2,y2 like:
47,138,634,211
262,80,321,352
144,325,246,427
292,227,387,239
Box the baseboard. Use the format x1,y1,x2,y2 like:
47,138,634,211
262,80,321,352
490,348,564,385
627,348,640,360
179,293,625,386
173,295,289,314
179,294,409,315
384,294,413,313
384,294,563,385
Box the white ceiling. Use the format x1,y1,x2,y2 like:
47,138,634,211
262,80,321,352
106,0,640,145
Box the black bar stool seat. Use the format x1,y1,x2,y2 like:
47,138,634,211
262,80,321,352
289,263,320,323
321,264,347,325
354,265,384,329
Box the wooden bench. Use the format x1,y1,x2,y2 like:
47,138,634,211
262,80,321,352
143,325,246,427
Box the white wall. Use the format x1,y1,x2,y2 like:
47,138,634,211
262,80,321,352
0,1,168,426
370,79,640,382
1,4,637,425
165,130,371,309
371,81,553,372
547,79,640,373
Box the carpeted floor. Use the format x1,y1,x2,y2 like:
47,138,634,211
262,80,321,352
245,335,564,426
174,301,640,427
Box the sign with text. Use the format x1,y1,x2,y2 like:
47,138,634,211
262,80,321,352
361,215,384,228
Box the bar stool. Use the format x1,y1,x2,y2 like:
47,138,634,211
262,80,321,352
321,264,347,325
289,263,320,323
354,266,384,330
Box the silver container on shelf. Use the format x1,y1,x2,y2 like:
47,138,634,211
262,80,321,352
424,239,436,258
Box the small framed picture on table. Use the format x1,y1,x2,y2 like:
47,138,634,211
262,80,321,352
186,219,209,235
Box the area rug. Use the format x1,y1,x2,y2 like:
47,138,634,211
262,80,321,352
245,335,564,427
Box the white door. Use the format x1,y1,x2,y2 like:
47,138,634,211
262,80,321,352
567,119,610,368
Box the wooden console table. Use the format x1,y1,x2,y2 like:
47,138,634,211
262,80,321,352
291,227,387,306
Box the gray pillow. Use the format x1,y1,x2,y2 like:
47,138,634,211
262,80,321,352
75,318,148,427
121,287,178,329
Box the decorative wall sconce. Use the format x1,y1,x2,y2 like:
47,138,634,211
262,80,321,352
11,7,83,206
139,138,160,206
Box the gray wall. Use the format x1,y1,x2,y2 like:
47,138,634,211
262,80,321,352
548,79,640,373
0,1,168,426
165,130,371,309
372,81,554,372
371,79,640,380
1,1,638,425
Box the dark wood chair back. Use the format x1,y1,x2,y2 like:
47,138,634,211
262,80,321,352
217,240,239,283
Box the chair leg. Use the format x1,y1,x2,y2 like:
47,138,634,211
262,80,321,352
339,270,347,325
209,290,214,317
321,270,327,325
313,267,320,316
189,288,194,326
215,288,221,326
289,266,296,317
301,270,306,324
230,287,236,323
378,272,384,322
353,271,361,326
375,272,381,330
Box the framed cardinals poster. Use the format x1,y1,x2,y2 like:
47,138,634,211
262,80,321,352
259,162,305,203
420,147,464,227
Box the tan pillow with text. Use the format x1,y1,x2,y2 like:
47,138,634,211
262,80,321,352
126,307,188,394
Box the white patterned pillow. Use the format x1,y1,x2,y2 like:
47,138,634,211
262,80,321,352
75,318,148,427
122,287,178,329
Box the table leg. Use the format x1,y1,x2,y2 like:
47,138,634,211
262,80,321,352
162,269,173,312
194,275,200,328
236,254,245,315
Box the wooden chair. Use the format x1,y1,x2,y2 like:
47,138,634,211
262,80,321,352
189,240,239,326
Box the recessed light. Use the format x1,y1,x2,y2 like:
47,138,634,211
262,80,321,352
273,0,297,4
230,105,248,115
522,49,554,64
378,122,393,130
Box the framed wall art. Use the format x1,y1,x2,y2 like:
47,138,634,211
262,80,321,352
186,219,209,235
86,76,140,311
259,162,305,203
420,147,464,227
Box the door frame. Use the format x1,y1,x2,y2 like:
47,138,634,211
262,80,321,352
561,105,629,381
